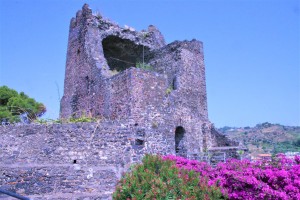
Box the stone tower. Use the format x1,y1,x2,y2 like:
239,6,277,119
61,4,236,155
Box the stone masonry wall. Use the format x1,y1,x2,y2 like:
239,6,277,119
59,4,221,157
0,122,172,200
60,4,166,119
108,70,132,120
77,67,169,123
130,68,167,126
148,40,208,121
60,5,101,118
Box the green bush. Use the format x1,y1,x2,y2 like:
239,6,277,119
166,86,173,95
135,62,152,70
68,115,97,123
34,115,98,124
113,154,225,200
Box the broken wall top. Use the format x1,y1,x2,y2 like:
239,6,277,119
71,4,166,50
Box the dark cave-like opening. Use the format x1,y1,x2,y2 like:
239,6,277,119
102,35,150,72
175,126,185,155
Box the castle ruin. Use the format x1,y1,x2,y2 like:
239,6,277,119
60,4,235,155
0,4,239,199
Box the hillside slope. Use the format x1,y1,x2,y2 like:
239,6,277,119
218,122,300,157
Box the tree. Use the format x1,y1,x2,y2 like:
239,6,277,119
0,86,46,123
293,138,300,147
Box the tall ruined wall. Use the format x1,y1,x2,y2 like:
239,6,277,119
0,122,172,200
60,5,101,118
129,69,167,126
148,40,208,121
60,4,166,119
145,40,210,153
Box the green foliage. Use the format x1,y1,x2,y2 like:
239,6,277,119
273,141,300,154
136,62,152,71
113,154,225,200
0,86,18,105
166,86,173,95
34,114,98,124
0,106,19,122
294,138,300,147
34,118,62,124
0,86,46,123
67,115,97,123
237,150,244,155
220,124,300,156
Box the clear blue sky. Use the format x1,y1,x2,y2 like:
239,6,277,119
0,0,299,127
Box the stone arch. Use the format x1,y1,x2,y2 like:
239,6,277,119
175,126,186,156
102,35,150,72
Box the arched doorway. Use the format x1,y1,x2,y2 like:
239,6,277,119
175,126,186,156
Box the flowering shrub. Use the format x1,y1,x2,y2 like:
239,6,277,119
164,154,300,200
113,154,225,200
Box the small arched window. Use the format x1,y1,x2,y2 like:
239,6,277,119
175,126,185,156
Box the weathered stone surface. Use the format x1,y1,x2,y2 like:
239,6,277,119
0,122,172,199
0,123,237,199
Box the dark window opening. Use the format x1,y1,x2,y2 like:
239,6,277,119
73,160,77,164
77,49,80,55
175,126,185,155
102,36,151,72
135,139,144,145
172,77,177,90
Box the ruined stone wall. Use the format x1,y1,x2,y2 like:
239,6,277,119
60,5,102,118
210,127,239,147
108,70,132,120
60,4,166,119
178,40,208,121
0,122,173,200
148,40,208,121
91,68,168,122
60,5,209,135
144,40,210,154
57,4,241,181
130,69,167,126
